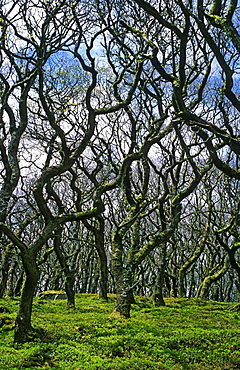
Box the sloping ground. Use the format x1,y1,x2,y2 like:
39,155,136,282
0,295,240,369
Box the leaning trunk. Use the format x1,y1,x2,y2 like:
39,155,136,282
196,258,230,299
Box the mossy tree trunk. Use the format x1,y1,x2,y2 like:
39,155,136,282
65,273,75,309
153,267,166,306
0,243,12,298
14,270,24,297
196,258,230,299
5,260,17,297
14,251,40,343
85,216,108,300
115,266,133,318
153,243,167,307
111,200,144,318
112,230,133,318
178,268,187,298
97,246,108,300
188,267,196,298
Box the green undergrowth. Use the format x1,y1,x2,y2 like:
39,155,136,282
0,295,240,369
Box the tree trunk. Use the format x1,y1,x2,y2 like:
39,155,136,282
153,267,166,306
168,273,178,298
178,268,187,298
115,267,132,318
91,266,99,293
94,228,108,300
52,271,61,290
196,258,230,299
6,261,17,297
112,231,132,318
14,254,40,343
83,216,108,300
153,243,167,307
54,227,75,308
0,244,13,298
0,271,8,298
188,267,196,298
98,255,108,300
211,284,220,301
64,272,75,308
14,270,24,297
225,277,233,301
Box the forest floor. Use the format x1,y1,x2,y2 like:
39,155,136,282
0,294,240,369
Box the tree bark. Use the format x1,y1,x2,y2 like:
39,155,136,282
14,252,40,343
53,228,75,309
153,267,166,306
196,258,230,299
115,267,132,318
153,243,167,306
5,261,17,297
14,270,24,297
0,243,13,298
112,231,132,318
98,255,108,300
94,222,108,300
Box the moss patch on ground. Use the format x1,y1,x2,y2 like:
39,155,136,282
0,295,240,369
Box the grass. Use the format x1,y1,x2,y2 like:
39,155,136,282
0,294,240,369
